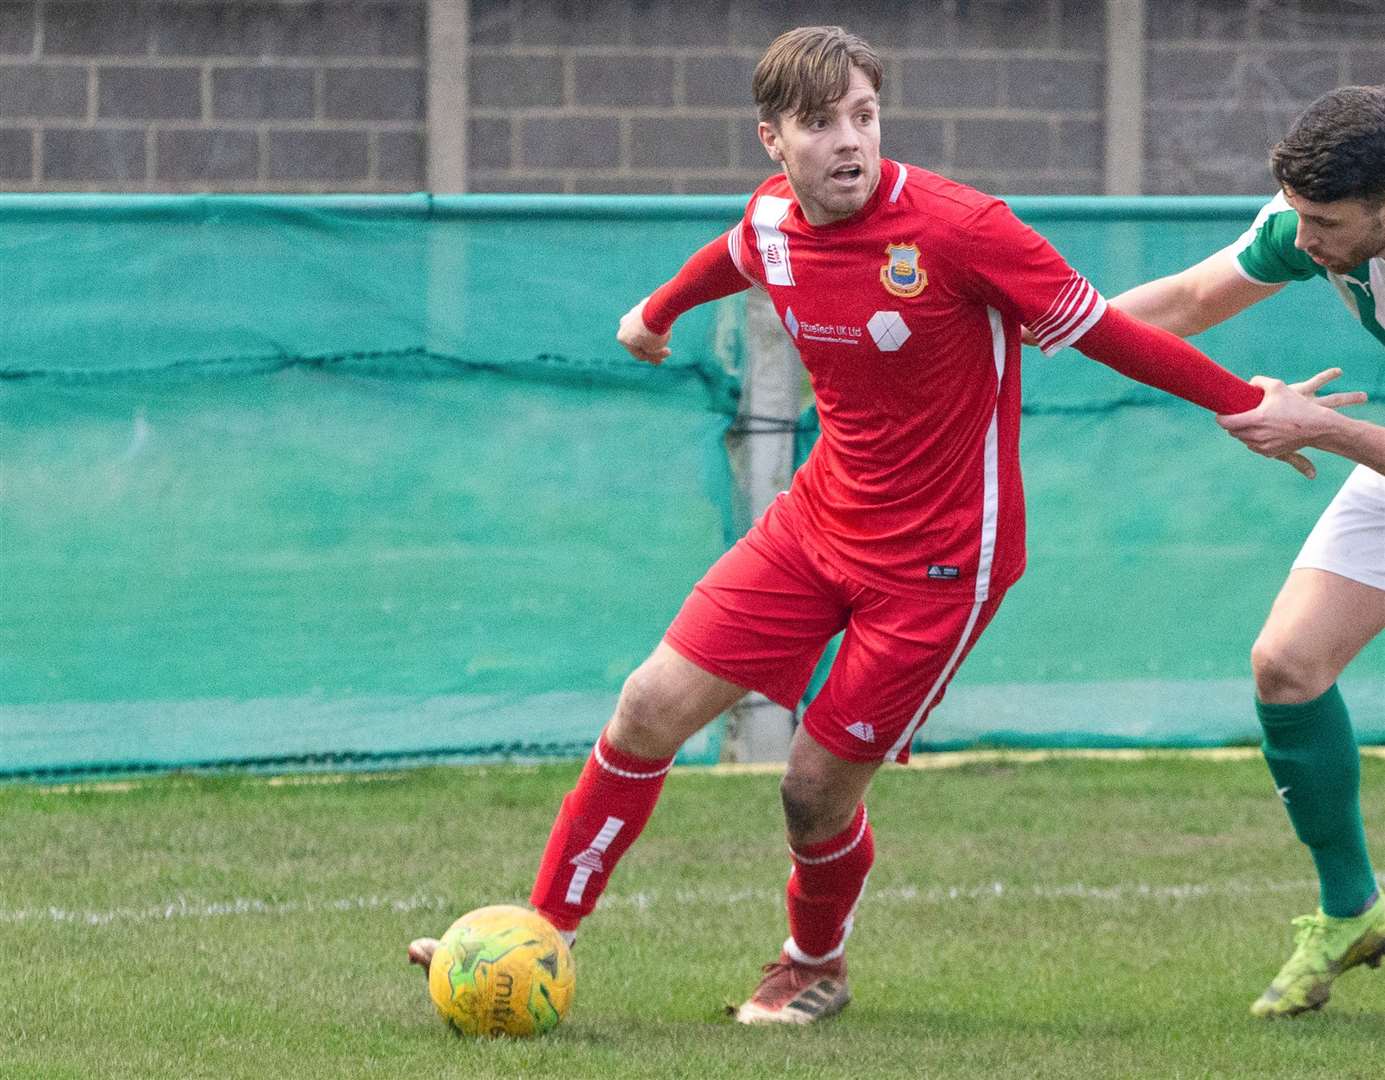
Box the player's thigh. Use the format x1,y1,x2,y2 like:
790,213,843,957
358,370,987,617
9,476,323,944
1291,464,1385,595
1256,568,1385,681
803,589,1006,765
1259,464,1385,676
610,641,751,756
663,498,848,713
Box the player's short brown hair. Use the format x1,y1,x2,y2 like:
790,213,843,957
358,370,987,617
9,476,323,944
752,25,883,126
1271,85,1385,204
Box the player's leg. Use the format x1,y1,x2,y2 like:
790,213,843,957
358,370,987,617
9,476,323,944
735,585,1006,1025
1249,466,1385,1016
408,646,747,972
414,500,843,974
526,642,748,938
1249,569,1385,1017
732,725,878,1025
526,494,846,944
779,726,880,958
1254,568,1385,915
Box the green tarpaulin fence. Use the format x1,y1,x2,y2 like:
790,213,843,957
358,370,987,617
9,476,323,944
2,194,1382,779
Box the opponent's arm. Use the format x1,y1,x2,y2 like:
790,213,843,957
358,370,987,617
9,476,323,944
1021,248,1282,346
616,234,749,366
1108,249,1285,336
1312,414,1385,474
1109,246,1378,474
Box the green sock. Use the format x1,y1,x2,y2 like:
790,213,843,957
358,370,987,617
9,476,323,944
1257,684,1376,918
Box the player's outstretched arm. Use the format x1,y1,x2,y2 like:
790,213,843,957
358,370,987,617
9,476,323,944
1074,308,1369,478
1218,368,1377,478
616,232,750,366
1074,305,1264,414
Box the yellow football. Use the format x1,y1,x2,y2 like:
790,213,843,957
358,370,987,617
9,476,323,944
427,904,575,1038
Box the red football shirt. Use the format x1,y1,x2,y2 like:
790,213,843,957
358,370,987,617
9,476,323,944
728,158,1107,601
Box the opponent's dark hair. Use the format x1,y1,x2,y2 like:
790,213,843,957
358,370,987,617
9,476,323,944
753,25,883,126
1270,85,1385,204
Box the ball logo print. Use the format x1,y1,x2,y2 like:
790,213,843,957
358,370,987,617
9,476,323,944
427,905,575,1038
867,310,910,352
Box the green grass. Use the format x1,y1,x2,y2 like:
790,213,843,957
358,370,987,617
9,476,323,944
3,756,1384,1078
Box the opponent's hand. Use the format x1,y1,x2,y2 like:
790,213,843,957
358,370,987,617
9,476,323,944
617,297,672,365
1217,368,1367,479
1287,366,1368,411
1272,449,1319,480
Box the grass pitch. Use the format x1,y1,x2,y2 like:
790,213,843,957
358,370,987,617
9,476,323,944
3,755,1384,1079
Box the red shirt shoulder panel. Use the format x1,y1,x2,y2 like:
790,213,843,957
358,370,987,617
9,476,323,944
888,171,1106,352
731,172,799,290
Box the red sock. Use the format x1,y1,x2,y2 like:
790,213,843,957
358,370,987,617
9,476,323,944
784,803,874,965
529,731,674,932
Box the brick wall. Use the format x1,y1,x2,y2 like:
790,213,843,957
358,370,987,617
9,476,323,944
0,1,426,191
0,1,1381,195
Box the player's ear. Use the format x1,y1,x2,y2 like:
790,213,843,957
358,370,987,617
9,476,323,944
758,120,784,164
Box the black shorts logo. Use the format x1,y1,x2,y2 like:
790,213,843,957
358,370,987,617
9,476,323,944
927,565,960,579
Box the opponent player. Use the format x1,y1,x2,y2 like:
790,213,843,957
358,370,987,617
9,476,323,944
410,27,1358,1024
1109,85,1385,1018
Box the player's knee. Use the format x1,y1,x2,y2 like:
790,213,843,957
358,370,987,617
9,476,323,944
779,772,824,839
779,770,850,845
1250,636,1336,705
608,664,689,758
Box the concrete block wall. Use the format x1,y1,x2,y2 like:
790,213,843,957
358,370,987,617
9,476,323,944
468,0,1107,195
0,1,426,191
0,1,1381,195
1145,0,1385,195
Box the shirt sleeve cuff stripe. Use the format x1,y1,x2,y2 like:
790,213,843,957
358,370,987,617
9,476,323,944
1041,294,1108,356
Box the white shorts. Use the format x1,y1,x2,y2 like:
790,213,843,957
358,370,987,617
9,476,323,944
1292,464,1385,592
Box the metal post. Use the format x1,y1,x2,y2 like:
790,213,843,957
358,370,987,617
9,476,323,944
722,289,800,763
1104,0,1146,195
427,0,469,192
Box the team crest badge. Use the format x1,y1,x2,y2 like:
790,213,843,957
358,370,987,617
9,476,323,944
880,243,926,298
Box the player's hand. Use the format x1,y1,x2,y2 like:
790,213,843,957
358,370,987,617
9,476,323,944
1286,366,1368,411
617,297,672,365
1273,451,1319,479
1216,369,1366,479
1019,324,1038,347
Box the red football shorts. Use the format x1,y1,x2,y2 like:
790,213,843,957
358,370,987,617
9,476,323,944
664,493,1007,764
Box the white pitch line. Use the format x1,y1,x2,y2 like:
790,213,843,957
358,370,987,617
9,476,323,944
8,875,1380,929
594,876,1375,911
35,772,412,796
0,893,453,927
704,746,1385,774
28,747,1385,794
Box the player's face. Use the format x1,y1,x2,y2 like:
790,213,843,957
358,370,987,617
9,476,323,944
758,66,882,226
1284,187,1385,275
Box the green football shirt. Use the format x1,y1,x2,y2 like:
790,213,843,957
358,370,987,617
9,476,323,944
1229,191,1385,348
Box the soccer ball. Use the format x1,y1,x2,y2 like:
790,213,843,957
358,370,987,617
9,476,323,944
427,904,575,1038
